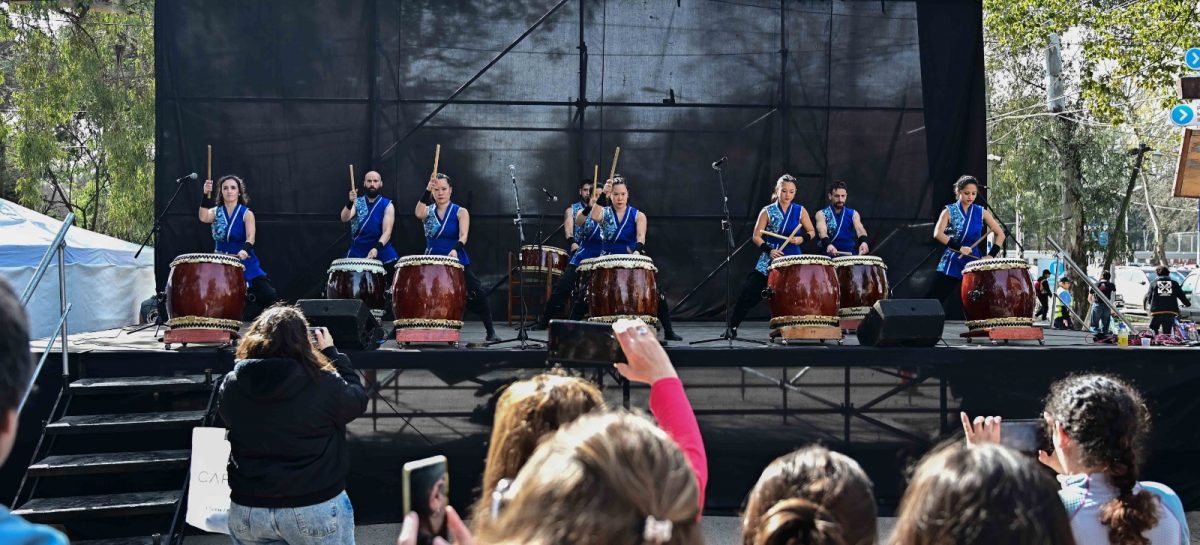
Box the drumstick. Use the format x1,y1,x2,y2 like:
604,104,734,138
349,164,355,192
608,146,621,181
431,144,441,178
205,145,212,198
759,230,790,241
780,221,805,251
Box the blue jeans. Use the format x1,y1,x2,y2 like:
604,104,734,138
229,491,355,545
1089,303,1111,333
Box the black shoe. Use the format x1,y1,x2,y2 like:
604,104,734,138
485,332,501,342
663,331,683,341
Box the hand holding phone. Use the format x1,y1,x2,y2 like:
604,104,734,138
547,320,625,365
308,326,333,350
403,455,449,543
999,419,1052,455
612,319,677,385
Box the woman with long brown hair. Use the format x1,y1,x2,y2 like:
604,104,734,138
219,304,369,545
740,446,877,545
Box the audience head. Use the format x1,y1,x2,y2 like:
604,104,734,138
477,412,701,545
741,446,877,545
1155,266,1169,277
235,304,334,380
476,371,605,517
890,442,1074,545
0,279,32,465
1044,374,1157,544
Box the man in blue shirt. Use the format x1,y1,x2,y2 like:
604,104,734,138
0,279,68,545
1053,277,1074,330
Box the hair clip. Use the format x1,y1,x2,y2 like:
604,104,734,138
643,516,673,543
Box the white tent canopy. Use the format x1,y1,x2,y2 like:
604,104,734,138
0,199,155,339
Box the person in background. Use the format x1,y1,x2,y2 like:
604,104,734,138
1144,266,1190,336
1035,269,1052,322
1053,277,1074,330
0,279,68,545
1089,270,1116,334
739,446,876,545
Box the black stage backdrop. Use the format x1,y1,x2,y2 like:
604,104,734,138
154,0,985,319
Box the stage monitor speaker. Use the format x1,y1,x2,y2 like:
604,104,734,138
296,299,383,351
856,299,944,347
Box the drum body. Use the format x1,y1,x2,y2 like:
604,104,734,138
766,255,840,328
391,255,466,330
326,258,388,311
580,255,659,325
518,245,570,275
165,253,246,331
833,256,889,319
960,258,1035,330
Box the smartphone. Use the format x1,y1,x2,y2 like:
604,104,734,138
402,455,449,541
1000,419,1051,455
307,327,321,345
547,319,625,365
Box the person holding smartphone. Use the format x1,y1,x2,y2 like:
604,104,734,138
218,304,369,545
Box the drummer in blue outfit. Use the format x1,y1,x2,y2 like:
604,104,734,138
931,175,1005,318
533,179,597,328
815,181,870,256
199,175,279,314
339,170,399,275
414,173,499,341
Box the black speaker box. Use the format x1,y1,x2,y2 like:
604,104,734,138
296,299,383,351
856,299,945,347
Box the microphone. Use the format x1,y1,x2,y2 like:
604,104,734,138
711,156,727,170
541,188,559,202
508,164,516,182
175,172,198,183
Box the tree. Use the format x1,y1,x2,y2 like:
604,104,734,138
984,0,1200,318
1,1,154,242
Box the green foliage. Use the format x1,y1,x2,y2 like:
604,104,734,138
1,1,154,242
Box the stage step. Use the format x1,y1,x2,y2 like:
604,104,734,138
70,375,212,395
13,490,180,522
28,450,190,477
45,411,206,435
75,536,164,545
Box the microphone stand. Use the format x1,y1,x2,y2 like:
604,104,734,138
485,167,546,348
691,158,766,346
128,174,194,336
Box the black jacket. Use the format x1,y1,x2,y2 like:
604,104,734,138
218,346,369,507
1144,276,1191,315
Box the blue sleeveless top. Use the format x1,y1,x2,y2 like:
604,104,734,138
755,202,804,274
936,202,985,279
821,206,858,254
423,202,470,266
569,201,588,240
211,204,266,284
569,210,603,266
347,196,399,263
601,206,639,255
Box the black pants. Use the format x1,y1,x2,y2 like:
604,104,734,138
464,265,496,334
244,276,280,319
932,273,964,321
729,270,769,330
1035,295,1049,320
1149,313,1177,335
539,264,580,324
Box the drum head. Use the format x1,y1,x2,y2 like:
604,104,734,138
962,257,1029,275
768,254,833,271
580,254,657,272
328,258,386,275
520,244,570,257
395,254,464,270
170,253,245,269
832,255,887,269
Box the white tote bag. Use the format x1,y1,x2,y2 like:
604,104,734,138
185,426,232,534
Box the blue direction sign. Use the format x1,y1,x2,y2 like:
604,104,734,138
1171,104,1196,127
1098,231,1109,248
1187,47,1200,70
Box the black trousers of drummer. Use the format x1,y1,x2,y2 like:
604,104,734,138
729,270,769,332
243,276,280,320
462,265,497,337
537,264,679,338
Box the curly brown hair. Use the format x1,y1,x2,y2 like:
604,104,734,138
470,371,605,524
1045,374,1158,545
234,304,334,380
741,446,876,545
890,442,1075,545
217,174,250,205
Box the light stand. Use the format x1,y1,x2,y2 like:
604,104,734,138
128,173,196,336
485,165,546,348
691,157,766,346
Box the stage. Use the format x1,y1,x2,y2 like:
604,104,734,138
20,319,1200,522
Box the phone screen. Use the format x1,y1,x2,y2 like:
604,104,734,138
1000,419,1051,455
547,319,625,365
403,455,449,541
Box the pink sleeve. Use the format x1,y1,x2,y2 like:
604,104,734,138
649,377,707,511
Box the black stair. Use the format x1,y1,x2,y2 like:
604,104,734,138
70,375,211,395
28,450,190,477
45,411,206,434
13,490,181,522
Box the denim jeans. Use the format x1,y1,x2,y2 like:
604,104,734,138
1089,303,1111,333
229,491,355,545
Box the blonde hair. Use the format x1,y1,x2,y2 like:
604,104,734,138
471,372,605,523
741,446,877,545
476,412,701,545
771,174,798,202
